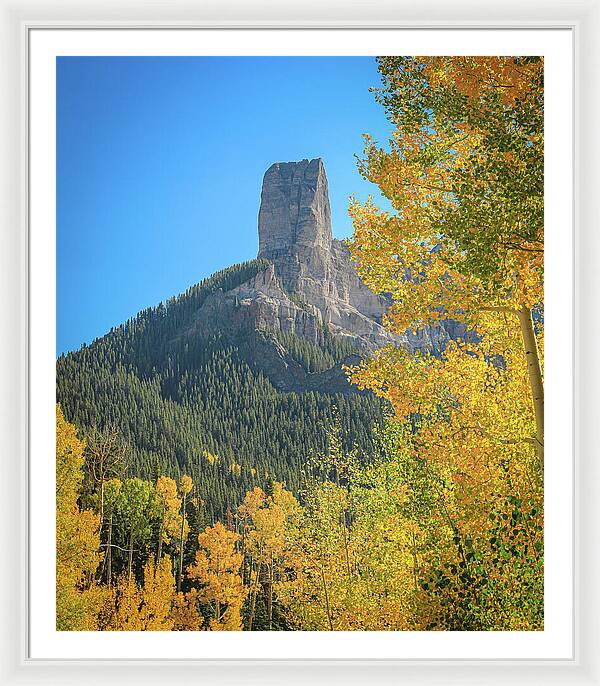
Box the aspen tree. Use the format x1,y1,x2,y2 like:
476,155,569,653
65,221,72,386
349,56,544,471
177,475,193,592
187,522,247,630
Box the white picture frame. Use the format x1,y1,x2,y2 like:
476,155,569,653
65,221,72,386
1,1,597,683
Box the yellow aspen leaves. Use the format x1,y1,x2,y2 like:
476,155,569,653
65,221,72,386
56,406,102,630
187,522,247,631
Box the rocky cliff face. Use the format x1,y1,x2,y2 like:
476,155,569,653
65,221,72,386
258,158,332,259
196,158,396,352
188,158,459,387
256,159,394,350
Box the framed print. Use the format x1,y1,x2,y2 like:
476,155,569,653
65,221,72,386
0,1,598,684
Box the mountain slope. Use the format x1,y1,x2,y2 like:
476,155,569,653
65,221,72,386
57,260,388,520
57,158,456,520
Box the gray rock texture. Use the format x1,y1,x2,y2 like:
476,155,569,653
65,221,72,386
255,158,398,351
258,158,332,259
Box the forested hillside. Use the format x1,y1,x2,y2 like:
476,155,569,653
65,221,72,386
57,260,388,521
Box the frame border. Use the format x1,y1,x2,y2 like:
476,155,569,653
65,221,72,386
1,2,597,684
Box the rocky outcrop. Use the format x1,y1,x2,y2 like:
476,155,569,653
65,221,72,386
254,158,398,351
191,262,324,344
185,158,460,391
258,158,332,259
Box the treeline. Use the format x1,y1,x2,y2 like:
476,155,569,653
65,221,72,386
57,260,387,521
57,404,543,631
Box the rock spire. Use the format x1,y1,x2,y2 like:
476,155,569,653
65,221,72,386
258,158,332,260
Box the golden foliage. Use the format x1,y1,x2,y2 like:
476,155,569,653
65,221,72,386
338,56,544,629
202,450,220,465
101,556,175,630
139,556,176,630
56,406,102,630
155,476,186,545
171,589,203,631
349,55,544,472
350,56,543,323
187,522,247,631
179,474,193,496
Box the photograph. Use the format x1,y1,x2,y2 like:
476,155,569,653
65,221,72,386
55,55,544,633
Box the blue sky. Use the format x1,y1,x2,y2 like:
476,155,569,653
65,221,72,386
57,56,393,355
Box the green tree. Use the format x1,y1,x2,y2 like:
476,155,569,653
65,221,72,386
177,475,193,592
116,478,159,582
100,477,122,584
85,424,128,539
